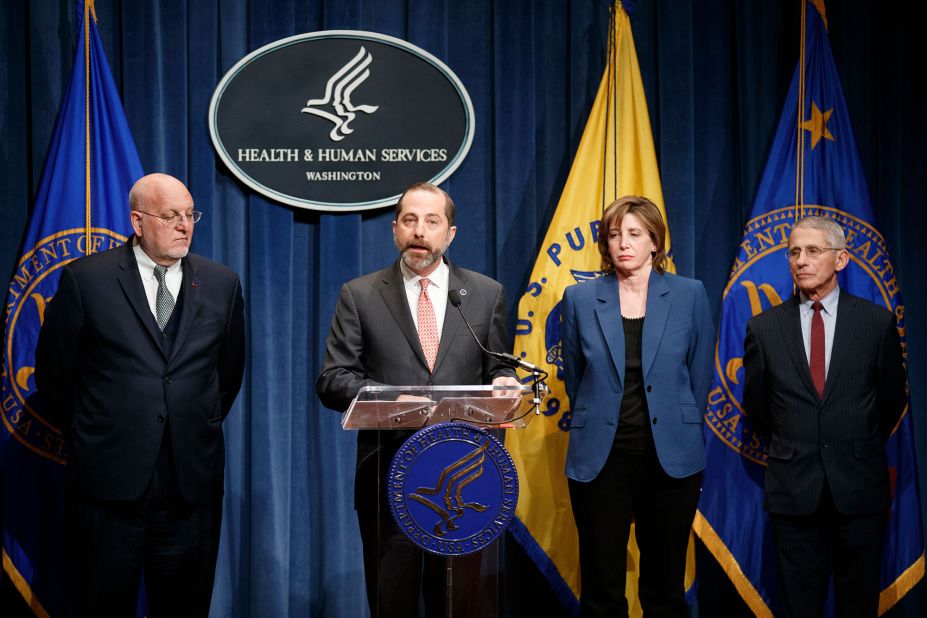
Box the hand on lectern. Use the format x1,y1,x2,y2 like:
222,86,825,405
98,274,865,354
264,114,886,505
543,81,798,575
395,393,434,403
491,375,522,398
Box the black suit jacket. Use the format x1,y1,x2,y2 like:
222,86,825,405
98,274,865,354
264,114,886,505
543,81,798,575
35,239,245,504
316,259,516,507
743,290,906,516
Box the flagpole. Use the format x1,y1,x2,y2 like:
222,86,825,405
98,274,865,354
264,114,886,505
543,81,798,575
795,0,806,217
84,0,93,252
603,3,617,213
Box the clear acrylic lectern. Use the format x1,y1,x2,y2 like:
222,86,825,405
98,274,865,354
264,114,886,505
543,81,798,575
343,384,546,618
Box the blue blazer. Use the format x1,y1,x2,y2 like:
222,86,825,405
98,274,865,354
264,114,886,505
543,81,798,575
561,271,715,481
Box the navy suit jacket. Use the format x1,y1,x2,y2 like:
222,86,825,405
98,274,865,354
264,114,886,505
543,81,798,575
561,271,715,481
743,290,906,516
35,239,246,504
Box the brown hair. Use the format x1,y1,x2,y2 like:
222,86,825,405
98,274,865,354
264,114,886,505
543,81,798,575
394,182,456,226
597,195,667,274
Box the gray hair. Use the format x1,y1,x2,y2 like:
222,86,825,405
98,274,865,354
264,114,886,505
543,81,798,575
791,215,846,249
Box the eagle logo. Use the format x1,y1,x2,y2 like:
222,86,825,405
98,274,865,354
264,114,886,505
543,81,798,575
388,423,518,556
408,442,489,537
301,47,379,141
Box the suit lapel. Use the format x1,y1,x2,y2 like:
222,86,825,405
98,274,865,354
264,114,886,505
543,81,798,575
642,271,670,378
594,275,625,390
168,257,201,364
377,262,429,370
823,289,855,403
115,239,166,357
433,262,468,373
777,296,821,399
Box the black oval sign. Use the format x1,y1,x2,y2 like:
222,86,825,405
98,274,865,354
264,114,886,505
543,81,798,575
209,31,475,212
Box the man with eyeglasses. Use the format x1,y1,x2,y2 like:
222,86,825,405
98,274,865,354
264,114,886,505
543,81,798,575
35,173,245,616
742,215,906,617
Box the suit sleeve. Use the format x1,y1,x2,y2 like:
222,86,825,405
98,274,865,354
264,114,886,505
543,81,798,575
877,311,907,440
483,283,517,383
687,280,716,409
742,319,772,438
561,286,583,407
316,282,382,412
34,265,84,433
218,276,246,418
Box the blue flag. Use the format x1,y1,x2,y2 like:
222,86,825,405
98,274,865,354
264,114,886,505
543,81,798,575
1,2,143,614
693,2,924,615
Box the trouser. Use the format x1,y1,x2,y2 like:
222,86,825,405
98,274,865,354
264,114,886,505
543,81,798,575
569,446,701,618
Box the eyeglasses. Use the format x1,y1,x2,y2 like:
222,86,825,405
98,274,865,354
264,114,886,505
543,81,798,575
786,246,842,261
136,210,202,225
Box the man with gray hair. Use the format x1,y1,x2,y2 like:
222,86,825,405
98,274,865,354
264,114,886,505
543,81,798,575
742,215,906,617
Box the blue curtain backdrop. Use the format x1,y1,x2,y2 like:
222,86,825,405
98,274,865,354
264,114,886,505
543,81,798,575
1,1,925,616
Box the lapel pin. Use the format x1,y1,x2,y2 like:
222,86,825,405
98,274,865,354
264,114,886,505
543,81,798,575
459,288,467,296
192,280,200,288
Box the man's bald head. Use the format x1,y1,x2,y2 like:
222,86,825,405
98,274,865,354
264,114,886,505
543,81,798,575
129,173,193,212
129,174,196,266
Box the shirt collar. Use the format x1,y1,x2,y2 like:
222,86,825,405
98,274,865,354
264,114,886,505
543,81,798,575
132,238,182,278
799,285,839,315
399,257,449,292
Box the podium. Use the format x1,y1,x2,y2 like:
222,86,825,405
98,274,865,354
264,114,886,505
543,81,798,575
343,384,543,430
343,384,546,617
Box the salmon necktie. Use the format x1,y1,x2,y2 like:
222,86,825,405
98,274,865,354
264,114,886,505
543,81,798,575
417,278,439,371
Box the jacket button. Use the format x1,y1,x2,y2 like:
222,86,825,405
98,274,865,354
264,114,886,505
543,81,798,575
822,441,829,449
652,417,658,425
646,385,653,392
164,377,173,384
157,415,166,423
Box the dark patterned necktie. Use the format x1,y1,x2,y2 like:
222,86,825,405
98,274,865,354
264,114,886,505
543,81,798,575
810,301,825,398
153,265,175,331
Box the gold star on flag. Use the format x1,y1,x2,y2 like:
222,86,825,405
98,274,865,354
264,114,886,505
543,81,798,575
800,102,835,149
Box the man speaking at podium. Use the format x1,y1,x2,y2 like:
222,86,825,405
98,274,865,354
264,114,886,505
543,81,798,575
317,182,519,617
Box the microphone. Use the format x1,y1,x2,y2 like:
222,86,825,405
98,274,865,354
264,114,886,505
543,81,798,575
448,289,543,373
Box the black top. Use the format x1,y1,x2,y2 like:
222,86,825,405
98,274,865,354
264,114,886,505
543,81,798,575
613,316,652,452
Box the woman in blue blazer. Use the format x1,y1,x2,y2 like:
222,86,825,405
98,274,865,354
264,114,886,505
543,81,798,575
561,196,715,617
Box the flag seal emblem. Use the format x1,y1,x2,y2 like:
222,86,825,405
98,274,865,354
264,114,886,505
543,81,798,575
706,204,903,467
388,422,518,556
2,229,127,464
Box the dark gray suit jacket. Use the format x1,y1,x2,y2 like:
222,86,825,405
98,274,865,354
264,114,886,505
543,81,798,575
316,258,515,506
743,290,906,516
35,239,246,504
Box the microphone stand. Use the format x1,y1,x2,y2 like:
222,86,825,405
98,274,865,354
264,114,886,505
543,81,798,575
442,290,549,615
448,290,548,416
529,366,545,416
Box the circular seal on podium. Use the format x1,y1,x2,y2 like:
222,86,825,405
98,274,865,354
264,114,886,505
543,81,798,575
388,422,518,556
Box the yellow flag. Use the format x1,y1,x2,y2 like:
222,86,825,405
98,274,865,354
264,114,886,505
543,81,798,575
505,2,688,613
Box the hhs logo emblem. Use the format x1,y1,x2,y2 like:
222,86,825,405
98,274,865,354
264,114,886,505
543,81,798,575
388,423,517,556
301,47,379,142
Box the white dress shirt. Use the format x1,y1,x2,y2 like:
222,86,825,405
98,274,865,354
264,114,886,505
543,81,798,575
399,258,449,339
133,241,183,321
